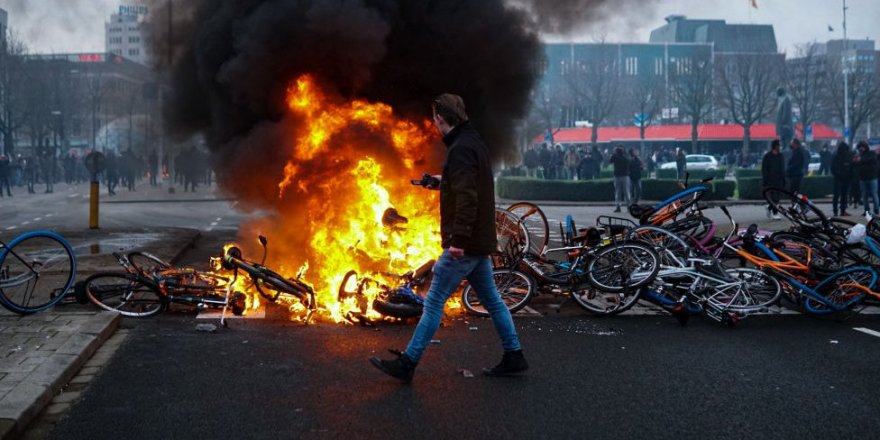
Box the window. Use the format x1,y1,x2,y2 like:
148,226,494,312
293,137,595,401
625,57,638,75
129,48,139,56
655,57,664,75
129,36,140,43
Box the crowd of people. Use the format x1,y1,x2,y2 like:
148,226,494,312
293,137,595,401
0,146,213,198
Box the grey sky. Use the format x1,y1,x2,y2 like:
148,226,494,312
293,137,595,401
0,0,877,55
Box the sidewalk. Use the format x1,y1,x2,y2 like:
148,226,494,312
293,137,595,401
0,226,203,439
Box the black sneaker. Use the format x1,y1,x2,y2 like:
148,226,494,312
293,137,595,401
482,350,529,377
370,349,416,383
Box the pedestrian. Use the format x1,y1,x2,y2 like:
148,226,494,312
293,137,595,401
538,144,550,179
831,142,852,216
105,150,118,196
762,140,785,220
628,149,643,204
675,149,686,180
611,145,630,213
591,145,602,178
785,139,808,193
24,155,37,194
853,141,879,216
819,144,832,176
564,146,579,180
370,93,527,383
148,150,159,186
0,154,12,197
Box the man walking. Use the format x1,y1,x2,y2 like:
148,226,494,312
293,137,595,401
628,149,643,204
853,141,879,216
370,94,526,383
0,154,12,197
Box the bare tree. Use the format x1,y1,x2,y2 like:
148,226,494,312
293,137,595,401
669,56,714,153
0,32,29,156
81,63,106,151
625,74,663,156
717,53,780,155
821,56,880,144
786,43,824,142
566,43,620,145
523,83,568,147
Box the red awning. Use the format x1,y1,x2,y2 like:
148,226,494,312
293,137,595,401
534,123,841,144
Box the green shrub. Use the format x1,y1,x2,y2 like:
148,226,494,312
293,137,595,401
801,176,833,199
734,168,762,179
655,168,726,181
496,177,614,201
641,179,735,202
737,177,764,199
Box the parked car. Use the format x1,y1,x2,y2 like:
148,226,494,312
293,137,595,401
659,154,720,171
808,153,820,174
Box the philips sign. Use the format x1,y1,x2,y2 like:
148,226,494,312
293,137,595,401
118,5,149,15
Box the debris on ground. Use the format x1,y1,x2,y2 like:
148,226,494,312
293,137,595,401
196,323,218,333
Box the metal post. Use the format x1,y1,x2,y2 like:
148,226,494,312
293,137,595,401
843,0,850,143
89,179,99,229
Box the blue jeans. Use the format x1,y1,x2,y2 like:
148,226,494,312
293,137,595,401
404,250,521,363
860,179,879,215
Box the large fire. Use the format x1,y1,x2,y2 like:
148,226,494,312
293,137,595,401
223,75,453,323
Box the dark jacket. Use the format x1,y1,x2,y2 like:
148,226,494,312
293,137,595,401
831,149,852,180
761,151,785,187
855,150,878,181
611,153,629,177
439,121,497,255
629,156,643,180
785,147,807,177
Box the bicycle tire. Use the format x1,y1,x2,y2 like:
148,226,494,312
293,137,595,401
586,240,660,293
704,267,782,313
495,208,530,261
127,251,173,275
82,272,166,317
0,231,76,314
804,266,876,315
461,268,535,317
372,297,423,319
763,187,829,230
507,202,550,257
628,226,691,268
253,265,313,307
571,287,641,315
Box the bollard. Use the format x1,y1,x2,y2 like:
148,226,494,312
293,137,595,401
89,180,100,229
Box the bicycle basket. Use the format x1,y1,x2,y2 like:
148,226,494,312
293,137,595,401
596,216,637,237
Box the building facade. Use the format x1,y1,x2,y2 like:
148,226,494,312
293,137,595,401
106,7,153,67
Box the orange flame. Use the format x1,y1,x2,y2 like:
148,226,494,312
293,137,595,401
230,74,451,323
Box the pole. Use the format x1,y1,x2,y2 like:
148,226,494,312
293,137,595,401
843,0,850,143
89,178,99,229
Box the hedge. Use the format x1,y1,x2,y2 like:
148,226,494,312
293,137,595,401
734,168,762,179
655,168,726,181
730,176,834,200
496,177,735,202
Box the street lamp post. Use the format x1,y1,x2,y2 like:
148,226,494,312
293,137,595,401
842,0,850,143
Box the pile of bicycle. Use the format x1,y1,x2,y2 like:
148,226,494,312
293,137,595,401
5,174,879,328
489,176,880,327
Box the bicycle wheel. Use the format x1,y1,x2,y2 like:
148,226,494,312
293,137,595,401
461,269,535,317
838,243,880,267
646,187,706,225
628,226,691,268
763,187,828,230
571,286,641,315
495,209,529,261
704,267,782,313
804,267,877,315
83,272,165,317
253,265,314,308
128,251,173,275
507,202,550,257
0,231,76,314
586,241,660,293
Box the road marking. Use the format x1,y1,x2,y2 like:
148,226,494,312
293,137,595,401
67,194,79,198
20,221,29,225
45,214,53,217
33,217,41,222
210,222,218,226
5,226,16,231
853,327,880,339
205,227,214,232
215,217,222,222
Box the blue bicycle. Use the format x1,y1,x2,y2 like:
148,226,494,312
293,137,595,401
0,230,77,314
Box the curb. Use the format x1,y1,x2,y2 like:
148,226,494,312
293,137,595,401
170,230,202,265
495,198,835,208
0,312,120,440
103,198,230,205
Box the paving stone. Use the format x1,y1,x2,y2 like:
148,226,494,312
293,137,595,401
43,403,70,416
67,375,93,385
36,334,72,352
0,381,51,422
25,355,78,387
78,312,120,339
76,367,100,376
48,391,81,405
55,334,97,357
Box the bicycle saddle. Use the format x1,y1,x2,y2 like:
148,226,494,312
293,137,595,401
628,204,655,224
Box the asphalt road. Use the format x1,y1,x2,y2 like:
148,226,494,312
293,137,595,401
42,227,880,440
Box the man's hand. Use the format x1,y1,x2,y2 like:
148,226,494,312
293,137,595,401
425,174,441,190
448,246,465,259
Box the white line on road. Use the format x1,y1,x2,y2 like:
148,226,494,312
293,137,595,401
20,221,29,226
210,222,218,226
5,226,16,231
215,217,222,222
853,327,880,339
45,214,52,217
205,227,214,232
67,194,79,198
33,217,41,222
